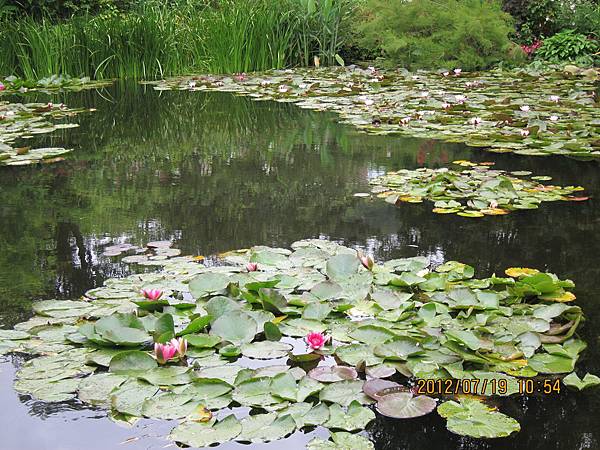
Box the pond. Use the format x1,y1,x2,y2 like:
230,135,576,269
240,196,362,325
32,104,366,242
0,82,599,450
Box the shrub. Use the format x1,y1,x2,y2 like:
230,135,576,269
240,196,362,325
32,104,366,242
357,0,516,71
535,29,598,65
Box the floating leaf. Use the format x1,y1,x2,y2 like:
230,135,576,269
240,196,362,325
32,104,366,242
376,392,437,418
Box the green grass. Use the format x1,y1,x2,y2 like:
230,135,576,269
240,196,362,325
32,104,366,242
0,0,355,80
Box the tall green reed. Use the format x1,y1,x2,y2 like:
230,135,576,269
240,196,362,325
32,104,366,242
0,0,356,80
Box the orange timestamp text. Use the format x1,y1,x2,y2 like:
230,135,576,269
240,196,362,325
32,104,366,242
415,378,561,395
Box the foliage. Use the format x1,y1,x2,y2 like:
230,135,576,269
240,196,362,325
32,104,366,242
152,66,600,159
0,238,591,442
367,161,588,218
357,0,516,71
0,0,355,79
536,30,598,65
503,0,600,44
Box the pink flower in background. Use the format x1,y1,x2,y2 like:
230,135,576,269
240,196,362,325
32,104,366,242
521,40,542,56
170,338,188,358
305,332,329,350
154,342,177,364
359,254,374,270
141,289,163,301
0,82,5,91
246,262,258,272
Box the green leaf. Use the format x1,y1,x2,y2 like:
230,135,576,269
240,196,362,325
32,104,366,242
209,310,258,345
189,273,230,298
169,414,241,447
376,392,437,418
438,398,520,438
562,372,600,390
109,350,158,374
264,322,282,341
176,315,212,337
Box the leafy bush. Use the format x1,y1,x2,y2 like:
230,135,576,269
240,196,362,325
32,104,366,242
558,0,600,39
503,0,600,44
357,0,516,71
536,30,598,65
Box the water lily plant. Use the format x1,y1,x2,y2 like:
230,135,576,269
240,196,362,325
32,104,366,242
305,332,329,351
141,288,163,300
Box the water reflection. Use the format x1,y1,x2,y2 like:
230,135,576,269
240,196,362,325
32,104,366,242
0,84,599,449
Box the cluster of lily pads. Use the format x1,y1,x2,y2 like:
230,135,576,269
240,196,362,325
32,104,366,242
361,160,588,218
150,66,600,159
0,101,94,166
1,239,597,447
0,75,112,93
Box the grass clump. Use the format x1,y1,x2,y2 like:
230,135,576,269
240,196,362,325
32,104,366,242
0,0,356,80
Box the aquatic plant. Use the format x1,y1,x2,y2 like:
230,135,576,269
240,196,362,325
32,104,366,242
0,100,96,166
151,66,600,159
0,238,596,446
363,160,588,218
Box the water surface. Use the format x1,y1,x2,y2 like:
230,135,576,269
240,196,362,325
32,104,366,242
0,84,599,450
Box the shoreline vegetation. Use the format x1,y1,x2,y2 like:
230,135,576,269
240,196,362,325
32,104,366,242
0,0,597,81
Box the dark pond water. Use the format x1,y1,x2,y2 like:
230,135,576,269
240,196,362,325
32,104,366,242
0,84,599,450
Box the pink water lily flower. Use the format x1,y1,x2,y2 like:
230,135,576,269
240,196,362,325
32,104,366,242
141,288,163,301
305,332,329,350
0,82,5,91
359,254,374,270
453,68,462,75
154,342,178,364
550,95,560,103
442,71,450,77
246,262,258,272
455,95,466,104
170,337,188,358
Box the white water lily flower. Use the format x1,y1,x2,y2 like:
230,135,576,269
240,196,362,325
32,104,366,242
469,117,482,125
364,98,374,106
278,85,289,93
400,117,411,125
455,95,467,104
442,102,451,109
299,83,307,89
188,81,196,88
550,95,560,103
442,71,450,77
367,66,376,73
550,115,559,121
520,129,530,137
420,91,429,98
454,68,462,75
520,105,530,112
